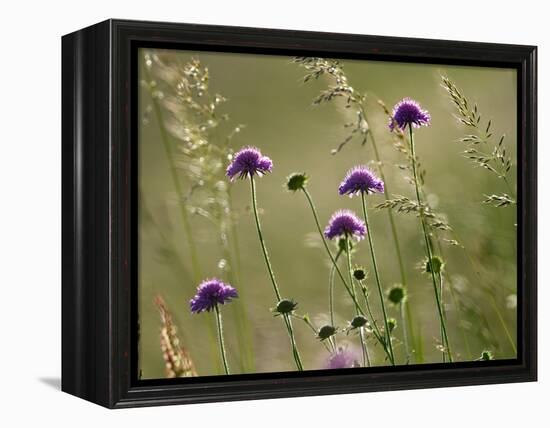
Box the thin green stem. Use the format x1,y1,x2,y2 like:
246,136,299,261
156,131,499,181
250,177,281,300
360,328,371,367
284,314,304,370
433,232,473,360
300,188,365,316
400,301,411,364
408,125,453,362
360,192,395,364
214,305,230,375
359,103,423,362
362,115,408,288
359,283,383,343
438,273,446,363
345,236,369,367
363,108,418,360
300,187,394,363
223,191,254,372
296,315,333,354
405,301,422,362
489,293,517,354
250,176,303,370
221,238,253,372
329,250,343,333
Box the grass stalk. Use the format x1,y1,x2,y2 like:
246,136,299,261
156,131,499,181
141,64,225,371
143,64,201,282
408,124,452,362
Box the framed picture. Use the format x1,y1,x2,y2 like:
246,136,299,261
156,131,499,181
62,19,537,408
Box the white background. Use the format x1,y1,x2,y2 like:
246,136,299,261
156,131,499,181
0,0,546,425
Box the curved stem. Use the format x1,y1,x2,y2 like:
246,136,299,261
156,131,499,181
250,177,282,301
359,282,383,342
214,305,230,375
360,192,395,364
345,235,369,367
300,188,365,315
408,125,453,362
296,314,332,353
300,187,394,363
329,250,343,338
250,176,303,370
363,108,418,360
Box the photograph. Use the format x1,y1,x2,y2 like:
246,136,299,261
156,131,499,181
137,47,518,379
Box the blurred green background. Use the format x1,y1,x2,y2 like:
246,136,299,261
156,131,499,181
138,48,517,379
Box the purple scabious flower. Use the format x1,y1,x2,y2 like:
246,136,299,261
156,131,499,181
226,146,273,181
189,278,238,314
338,165,384,197
389,98,431,131
325,347,360,369
324,210,366,241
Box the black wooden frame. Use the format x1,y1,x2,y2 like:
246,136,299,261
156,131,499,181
62,19,537,408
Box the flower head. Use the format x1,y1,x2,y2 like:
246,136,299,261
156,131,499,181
480,350,494,361
273,298,298,316
387,318,397,333
325,347,360,369
389,98,431,131
338,166,384,196
324,210,366,241
189,278,238,314
425,256,444,274
350,315,368,329
317,325,337,341
286,172,308,192
353,266,367,281
388,285,406,305
226,146,273,181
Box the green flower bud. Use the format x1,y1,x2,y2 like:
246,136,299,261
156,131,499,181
387,318,397,333
388,285,406,305
425,256,444,274
353,267,367,281
350,315,368,329
481,350,494,361
317,325,337,341
273,299,297,315
286,172,308,192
